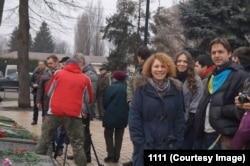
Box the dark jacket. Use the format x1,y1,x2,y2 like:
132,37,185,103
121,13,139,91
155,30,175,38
195,62,250,139
81,64,98,114
36,67,59,111
96,73,110,98
129,77,185,166
102,81,129,128
83,64,98,99
127,65,143,102
30,68,46,95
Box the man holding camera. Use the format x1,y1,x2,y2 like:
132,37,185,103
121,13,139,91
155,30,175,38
194,37,249,150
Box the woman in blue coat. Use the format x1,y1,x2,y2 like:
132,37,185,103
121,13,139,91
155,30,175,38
102,70,129,163
129,53,185,166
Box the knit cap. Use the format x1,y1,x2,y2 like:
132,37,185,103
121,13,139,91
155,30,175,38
65,58,79,65
112,70,126,81
60,56,70,63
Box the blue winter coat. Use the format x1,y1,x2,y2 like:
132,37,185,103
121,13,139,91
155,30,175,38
129,77,185,166
102,81,129,128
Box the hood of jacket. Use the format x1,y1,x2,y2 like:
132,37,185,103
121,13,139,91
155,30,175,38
64,63,82,73
83,64,97,74
213,61,243,75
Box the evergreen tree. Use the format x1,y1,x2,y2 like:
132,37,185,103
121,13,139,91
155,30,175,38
179,0,250,56
32,21,55,53
102,0,144,71
8,26,33,52
107,49,128,71
8,27,18,52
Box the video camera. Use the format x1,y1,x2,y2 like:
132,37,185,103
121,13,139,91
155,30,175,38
238,91,250,103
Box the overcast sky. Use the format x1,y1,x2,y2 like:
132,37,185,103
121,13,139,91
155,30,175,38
0,0,173,53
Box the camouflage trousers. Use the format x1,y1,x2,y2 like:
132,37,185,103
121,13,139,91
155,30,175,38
35,114,86,166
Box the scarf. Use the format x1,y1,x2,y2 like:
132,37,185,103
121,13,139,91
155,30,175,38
147,77,170,97
200,65,216,79
176,71,187,83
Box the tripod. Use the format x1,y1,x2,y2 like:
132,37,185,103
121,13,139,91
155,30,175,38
82,108,104,166
54,124,104,166
54,125,69,166
89,134,104,166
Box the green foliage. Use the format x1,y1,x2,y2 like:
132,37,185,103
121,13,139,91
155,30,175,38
179,0,250,56
8,27,33,52
152,7,171,33
102,0,144,70
8,27,18,52
31,21,55,53
3,127,38,140
107,48,128,71
0,115,14,122
0,121,39,140
0,150,41,164
0,57,39,73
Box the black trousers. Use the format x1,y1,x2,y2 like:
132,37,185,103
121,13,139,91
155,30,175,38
82,114,91,161
104,127,125,160
32,94,39,122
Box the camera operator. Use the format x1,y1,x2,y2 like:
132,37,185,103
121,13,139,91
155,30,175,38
65,53,98,163
233,79,250,149
35,58,94,166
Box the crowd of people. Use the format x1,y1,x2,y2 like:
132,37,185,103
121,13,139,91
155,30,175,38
29,36,250,166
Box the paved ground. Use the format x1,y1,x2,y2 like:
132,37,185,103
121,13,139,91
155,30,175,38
0,95,133,166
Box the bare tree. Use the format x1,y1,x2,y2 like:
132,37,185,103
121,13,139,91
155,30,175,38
0,0,4,25
91,1,105,56
54,39,70,54
153,6,185,56
28,0,82,33
16,0,83,108
74,1,105,56
0,35,8,54
75,13,91,55
18,0,30,108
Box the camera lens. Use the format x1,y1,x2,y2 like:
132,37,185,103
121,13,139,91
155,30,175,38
238,94,249,103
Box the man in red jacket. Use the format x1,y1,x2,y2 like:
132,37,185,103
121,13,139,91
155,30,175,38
35,58,93,166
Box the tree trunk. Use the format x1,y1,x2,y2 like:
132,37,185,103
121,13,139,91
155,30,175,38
0,0,5,25
17,0,30,108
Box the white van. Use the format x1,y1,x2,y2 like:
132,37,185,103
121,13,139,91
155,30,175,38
5,65,17,77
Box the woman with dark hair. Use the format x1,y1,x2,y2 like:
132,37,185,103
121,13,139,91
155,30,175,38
174,50,204,149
